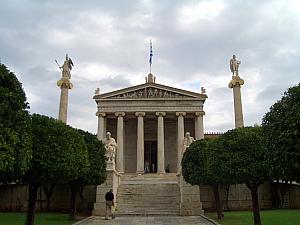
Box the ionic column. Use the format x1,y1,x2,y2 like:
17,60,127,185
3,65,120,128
176,112,186,173
156,112,166,173
135,112,145,174
96,112,106,141
115,112,125,173
195,111,205,140
229,76,245,128
57,79,73,123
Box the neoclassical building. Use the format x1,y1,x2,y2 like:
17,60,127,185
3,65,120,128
94,73,207,174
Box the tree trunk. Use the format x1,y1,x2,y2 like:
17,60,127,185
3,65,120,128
212,184,223,219
78,186,89,215
221,184,230,211
249,185,262,225
43,183,55,212
270,180,281,208
70,185,78,220
25,183,39,225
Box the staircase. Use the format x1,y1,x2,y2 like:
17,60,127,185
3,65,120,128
116,173,180,215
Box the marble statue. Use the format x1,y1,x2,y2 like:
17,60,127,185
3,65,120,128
230,55,241,76
201,86,206,94
95,88,100,95
182,132,195,153
60,54,74,79
104,132,117,162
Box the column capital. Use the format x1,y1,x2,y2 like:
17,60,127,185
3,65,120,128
115,112,125,117
96,112,106,117
135,112,146,117
228,75,245,88
195,111,205,117
176,112,186,117
156,112,166,117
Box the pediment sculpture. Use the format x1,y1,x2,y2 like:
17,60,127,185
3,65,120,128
107,87,193,99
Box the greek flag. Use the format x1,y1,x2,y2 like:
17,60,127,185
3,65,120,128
149,40,153,65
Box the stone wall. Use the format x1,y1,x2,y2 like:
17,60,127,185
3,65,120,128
0,184,96,213
200,183,272,211
289,184,300,208
124,119,137,173
164,119,177,172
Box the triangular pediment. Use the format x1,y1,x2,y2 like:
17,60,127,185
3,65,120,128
94,83,206,100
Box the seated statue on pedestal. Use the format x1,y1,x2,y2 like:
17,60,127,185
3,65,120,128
104,132,117,162
182,132,195,153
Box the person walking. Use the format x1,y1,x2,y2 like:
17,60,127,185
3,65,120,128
105,189,115,220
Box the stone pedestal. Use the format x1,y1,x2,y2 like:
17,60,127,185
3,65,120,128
228,75,244,128
57,78,73,123
93,167,120,216
178,175,203,215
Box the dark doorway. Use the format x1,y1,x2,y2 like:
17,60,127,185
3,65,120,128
144,141,157,173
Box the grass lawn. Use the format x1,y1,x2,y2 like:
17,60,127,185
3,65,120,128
206,209,300,225
0,212,75,225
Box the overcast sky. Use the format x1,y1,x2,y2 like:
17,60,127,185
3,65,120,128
1,0,299,134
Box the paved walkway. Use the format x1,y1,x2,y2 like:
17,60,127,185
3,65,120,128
75,216,216,225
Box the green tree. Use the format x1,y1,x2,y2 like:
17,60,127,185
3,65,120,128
262,83,300,207
68,129,106,219
182,138,232,219
219,127,269,225
0,63,31,183
24,114,89,225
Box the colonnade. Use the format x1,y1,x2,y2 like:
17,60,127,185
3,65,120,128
97,111,205,174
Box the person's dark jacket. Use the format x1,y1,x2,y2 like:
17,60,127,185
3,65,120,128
105,191,114,201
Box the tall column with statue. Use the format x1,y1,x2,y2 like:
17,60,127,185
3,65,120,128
56,54,74,123
228,54,245,128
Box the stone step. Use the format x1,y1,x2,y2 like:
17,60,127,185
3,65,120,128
116,211,179,216
116,173,180,215
120,173,178,184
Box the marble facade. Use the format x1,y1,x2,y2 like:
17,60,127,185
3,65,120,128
93,74,207,174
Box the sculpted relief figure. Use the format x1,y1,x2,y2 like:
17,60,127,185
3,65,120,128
182,132,195,153
230,54,241,76
104,132,117,162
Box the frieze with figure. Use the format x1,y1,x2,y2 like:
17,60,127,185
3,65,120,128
108,87,192,99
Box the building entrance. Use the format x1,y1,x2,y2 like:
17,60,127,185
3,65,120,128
144,141,157,173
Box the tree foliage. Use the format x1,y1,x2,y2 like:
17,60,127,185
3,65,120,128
219,126,269,225
262,83,300,182
77,129,106,186
0,63,31,183
182,138,231,186
69,129,106,219
25,114,89,225
182,138,232,219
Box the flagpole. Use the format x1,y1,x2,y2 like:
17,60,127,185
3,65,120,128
149,39,153,74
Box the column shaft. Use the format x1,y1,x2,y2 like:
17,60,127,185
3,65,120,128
136,112,145,173
233,86,244,128
156,112,166,173
97,113,106,141
176,112,186,173
115,112,125,173
58,87,69,123
195,112,205,140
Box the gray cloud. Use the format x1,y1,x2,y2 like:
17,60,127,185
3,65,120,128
1,0,299,133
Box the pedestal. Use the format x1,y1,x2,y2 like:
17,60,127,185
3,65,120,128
93,162,120,216
178,175,203,215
